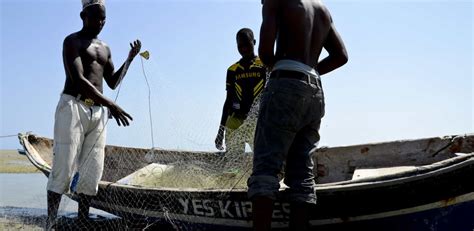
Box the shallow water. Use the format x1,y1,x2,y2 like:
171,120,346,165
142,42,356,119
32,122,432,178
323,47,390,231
0,173,110,216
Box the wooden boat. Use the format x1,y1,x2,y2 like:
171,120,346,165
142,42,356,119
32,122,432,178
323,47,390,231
18,133,474,230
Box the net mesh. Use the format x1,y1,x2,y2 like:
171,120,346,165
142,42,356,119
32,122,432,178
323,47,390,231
33,55,268,230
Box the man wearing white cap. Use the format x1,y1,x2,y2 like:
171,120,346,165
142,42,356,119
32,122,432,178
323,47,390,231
46,0,141,229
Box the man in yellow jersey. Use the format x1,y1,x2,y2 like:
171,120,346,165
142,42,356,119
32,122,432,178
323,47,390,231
215,28,266,154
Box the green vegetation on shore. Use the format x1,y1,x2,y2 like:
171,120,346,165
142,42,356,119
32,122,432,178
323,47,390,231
0,150,39,173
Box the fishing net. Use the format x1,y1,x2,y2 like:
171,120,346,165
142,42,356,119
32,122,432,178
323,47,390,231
41,51,270,230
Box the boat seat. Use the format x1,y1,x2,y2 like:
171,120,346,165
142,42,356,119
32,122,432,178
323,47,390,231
352,166,417,180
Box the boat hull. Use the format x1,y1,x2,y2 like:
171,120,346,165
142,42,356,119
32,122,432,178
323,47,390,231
18,133,474,230
87,158,474,230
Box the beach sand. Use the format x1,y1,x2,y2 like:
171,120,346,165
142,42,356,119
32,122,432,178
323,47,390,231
0,207,130,230
0,150,38,173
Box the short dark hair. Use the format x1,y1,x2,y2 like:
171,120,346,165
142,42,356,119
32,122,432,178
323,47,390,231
236,28,254,40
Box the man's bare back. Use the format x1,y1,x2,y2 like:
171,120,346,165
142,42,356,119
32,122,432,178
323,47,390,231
250,1,348,230
259,0,347,75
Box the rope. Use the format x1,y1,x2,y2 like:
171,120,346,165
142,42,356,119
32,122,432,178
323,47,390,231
140,56,156,152
431,135,463,157
0,134,18,138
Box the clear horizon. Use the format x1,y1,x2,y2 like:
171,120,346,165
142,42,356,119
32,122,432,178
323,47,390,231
1,0,472,151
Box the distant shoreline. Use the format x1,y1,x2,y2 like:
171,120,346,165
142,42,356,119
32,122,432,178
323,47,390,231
0,150,39,173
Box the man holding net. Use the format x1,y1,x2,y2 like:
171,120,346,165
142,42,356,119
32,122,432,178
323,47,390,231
248,0,348,230
215,28,267,155
46,0,141,229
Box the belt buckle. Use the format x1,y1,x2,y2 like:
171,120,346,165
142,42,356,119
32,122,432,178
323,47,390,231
84,98,95,107
303,73,316,84
305,73,312,83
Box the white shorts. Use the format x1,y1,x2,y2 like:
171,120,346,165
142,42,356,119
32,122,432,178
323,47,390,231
47,94,108,196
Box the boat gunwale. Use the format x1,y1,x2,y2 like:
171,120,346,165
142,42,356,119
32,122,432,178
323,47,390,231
18,133,474,193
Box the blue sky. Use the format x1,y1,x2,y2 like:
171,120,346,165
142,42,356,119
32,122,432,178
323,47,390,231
1,0,472,151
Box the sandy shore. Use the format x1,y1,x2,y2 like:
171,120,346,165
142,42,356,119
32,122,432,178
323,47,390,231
0,207,44,230
0,207,137,230
0,150,43,230
0,150,38,173
0,151,169,230
0,218,43,230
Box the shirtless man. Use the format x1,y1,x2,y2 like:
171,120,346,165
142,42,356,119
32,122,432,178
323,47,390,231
46,0,141,229
248,0,348,230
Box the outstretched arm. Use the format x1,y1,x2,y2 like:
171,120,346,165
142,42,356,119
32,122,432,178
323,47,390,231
104,40,142,89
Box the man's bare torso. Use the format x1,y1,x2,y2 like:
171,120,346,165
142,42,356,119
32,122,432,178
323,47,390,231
275,0,332,67
63,32,110,95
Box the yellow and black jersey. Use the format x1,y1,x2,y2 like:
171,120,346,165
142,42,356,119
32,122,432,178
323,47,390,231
226,56,266,116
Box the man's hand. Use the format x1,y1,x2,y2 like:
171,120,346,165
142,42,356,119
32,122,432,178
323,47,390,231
108,103,133,127
127,39,142,61
215,126,225,150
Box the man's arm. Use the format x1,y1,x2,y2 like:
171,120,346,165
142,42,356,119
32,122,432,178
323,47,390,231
317,22,348,76
63,36,133,126
215,70,235,150
219,71,234,127
104,40,141,89
258,0,279,67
